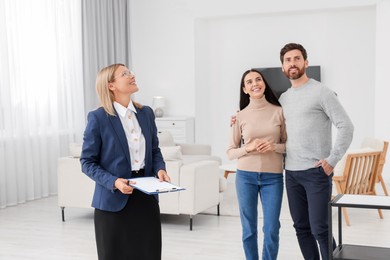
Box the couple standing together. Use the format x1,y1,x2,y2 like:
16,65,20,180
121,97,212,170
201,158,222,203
227,43,354,260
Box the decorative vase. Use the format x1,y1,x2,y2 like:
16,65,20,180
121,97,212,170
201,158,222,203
154,107,164,117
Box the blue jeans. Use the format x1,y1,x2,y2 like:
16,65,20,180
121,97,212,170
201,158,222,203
236,169,283,260
285,167,336,260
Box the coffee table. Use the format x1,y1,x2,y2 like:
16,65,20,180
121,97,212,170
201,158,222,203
219,163,237,179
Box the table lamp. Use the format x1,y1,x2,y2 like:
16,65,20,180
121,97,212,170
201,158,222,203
152,96,166,117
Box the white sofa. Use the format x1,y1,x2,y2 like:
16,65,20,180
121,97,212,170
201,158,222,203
157,131,226,230
57,143,94,222
57,132,226,230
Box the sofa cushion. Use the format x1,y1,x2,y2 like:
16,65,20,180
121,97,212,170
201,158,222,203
361,137,385,150
160,146,182,161
158,131,175,147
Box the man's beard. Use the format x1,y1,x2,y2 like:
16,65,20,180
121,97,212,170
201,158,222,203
284,65,305,80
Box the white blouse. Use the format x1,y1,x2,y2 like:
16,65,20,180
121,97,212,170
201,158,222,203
113,101,146,171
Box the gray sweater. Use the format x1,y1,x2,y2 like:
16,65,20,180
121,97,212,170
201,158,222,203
279,79,354,170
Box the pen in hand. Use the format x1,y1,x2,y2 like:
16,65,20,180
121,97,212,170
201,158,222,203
115,178,136,195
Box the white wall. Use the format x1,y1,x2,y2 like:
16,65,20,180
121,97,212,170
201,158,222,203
129,0,196,116
130,0,390,181
375,0,390,182
375,1,390,142
195,7,376,162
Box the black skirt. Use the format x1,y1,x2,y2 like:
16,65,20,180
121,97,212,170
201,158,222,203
94,179,161,260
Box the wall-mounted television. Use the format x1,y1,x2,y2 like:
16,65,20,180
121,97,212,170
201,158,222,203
254,66,321,98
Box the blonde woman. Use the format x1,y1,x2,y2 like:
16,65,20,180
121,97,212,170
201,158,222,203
81,63,170,260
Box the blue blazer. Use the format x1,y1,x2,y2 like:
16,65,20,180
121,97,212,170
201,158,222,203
80,105,166,212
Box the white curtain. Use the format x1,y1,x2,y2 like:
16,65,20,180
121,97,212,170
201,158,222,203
0,0,85,208
82,0,132,115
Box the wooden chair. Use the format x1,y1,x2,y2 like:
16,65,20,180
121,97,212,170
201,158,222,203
333,150,383,226
361,139,389,196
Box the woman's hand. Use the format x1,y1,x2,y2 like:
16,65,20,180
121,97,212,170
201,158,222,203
157,170,170,182
114,178,136,194
255,140,275,153
245,139,275,153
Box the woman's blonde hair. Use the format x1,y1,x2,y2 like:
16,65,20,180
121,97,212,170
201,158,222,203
95,63,142,116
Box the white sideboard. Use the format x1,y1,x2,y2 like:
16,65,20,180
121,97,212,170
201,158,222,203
155,117,194,144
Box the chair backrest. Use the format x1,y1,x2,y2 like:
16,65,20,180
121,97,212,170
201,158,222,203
341,151,382,195
376,141,388,183
360,137,388,183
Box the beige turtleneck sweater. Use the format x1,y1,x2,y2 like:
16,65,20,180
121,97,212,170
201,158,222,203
227,97,286,174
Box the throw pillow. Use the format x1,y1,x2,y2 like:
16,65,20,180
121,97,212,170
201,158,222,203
157,131,175,146
333,147,377,176
160,146,182,161
69,143,82,158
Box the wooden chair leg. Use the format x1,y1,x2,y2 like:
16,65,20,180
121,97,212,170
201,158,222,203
333,180,350,225
378,179,386,218
334,181,343,196
378,209,384,219
379,177,389,196
373,190,384,219
373,192,385,219
342,207,351,226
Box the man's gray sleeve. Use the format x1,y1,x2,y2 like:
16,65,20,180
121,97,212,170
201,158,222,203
321,88,354,167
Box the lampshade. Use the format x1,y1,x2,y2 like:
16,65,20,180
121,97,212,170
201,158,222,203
152,96,166,108
152,96,166,117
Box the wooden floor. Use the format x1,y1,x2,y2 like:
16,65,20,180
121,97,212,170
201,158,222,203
0,192,390,259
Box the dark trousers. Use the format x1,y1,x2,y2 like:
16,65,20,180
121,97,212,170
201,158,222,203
285,167,336,260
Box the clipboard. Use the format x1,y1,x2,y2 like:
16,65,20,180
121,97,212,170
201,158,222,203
128,176,185,195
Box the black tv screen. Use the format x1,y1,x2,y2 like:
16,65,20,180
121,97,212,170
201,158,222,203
254,66,321,98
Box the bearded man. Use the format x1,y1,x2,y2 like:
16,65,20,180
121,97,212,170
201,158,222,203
279,43,354,260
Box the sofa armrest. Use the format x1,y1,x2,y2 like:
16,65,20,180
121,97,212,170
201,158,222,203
178,144,211,155
164,160,183,185
179,160,220,215
57,157,94,209
159,160,183,215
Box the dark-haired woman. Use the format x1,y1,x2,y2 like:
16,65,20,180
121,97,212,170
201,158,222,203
227,69,286,260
